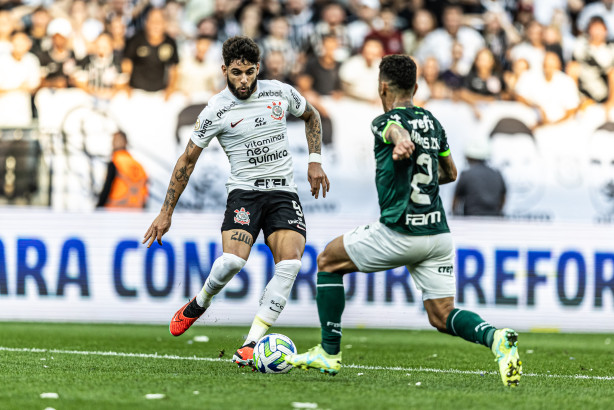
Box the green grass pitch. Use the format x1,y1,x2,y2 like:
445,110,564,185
1,322,613,409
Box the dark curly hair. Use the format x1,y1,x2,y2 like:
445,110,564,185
222,36,260,67
379,55,417,92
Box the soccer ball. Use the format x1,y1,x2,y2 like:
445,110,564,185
253,333,297,374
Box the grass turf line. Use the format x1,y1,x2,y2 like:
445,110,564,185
0,323,612,410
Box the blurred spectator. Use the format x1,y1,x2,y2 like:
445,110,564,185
212,0,242,41
107,15,127,61
0,31,41,127
567,16,614,114
482,11,521,70
26,7,51,58
364,8,403,55
339,37,383,103
577,0,614,41
261,50,291,82
543,25,565,67
294,72,334,145
415,5,485,72
261,16,297,77
515,51,579,126
453,138,506,217
312,3,351,62
347,0,379,52
39,18,78,89
459,48,503,109
123,8,179,99
440,41,467,91
304,35,342,97
502,57,529,100
177,35,221,102
0,9,15,54
414,56,450,106
239,3,264,42
509,20,545,72
69,0,104,60
587,122,614,215
163,0,195,42
286,0,315,51
403,8,436,56
97,130,148,209
74,33,126,101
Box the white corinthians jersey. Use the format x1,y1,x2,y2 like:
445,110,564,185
191,80,307,194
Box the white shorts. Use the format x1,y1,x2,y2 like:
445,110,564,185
343,221,455,300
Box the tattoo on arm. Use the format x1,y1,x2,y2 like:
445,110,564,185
230,231,253,247
302,102,322,154
161,139,202,213
387,125,410,145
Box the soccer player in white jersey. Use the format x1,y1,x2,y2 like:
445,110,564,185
143,36,329,368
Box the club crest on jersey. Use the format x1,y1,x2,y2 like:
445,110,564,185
193,118,200,130
267,102,284,120
233,207,251,225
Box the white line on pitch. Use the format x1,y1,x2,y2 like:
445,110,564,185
1,346,613,381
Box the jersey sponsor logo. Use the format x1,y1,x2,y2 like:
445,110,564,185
216,101,237,119
194,118,212,132
247,149,288,166
407,115,435,132
405,211,441,226
230,118,244,128
290,89,302,110
267,102,284,120
233,207,251,225
254,178,288,188
254,117,267,127
244,133,284,149
257,90,283,98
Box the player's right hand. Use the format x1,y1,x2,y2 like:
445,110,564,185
143,213,172,248
392,139,415,161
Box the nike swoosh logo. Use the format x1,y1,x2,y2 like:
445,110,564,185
231,119,244,128
172,314,183,322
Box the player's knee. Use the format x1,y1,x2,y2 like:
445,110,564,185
427,309,449,333
222,252,247,275
275,259,302,281
317,250,334,272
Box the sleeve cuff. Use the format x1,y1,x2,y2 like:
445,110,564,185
381,120,403,144
439,149,451,157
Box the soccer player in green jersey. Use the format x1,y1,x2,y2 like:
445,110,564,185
286,55,522,387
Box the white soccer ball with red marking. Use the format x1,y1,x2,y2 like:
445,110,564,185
253,333,297,374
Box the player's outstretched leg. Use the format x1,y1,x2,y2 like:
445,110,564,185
170,253,246,336
491,328,522,387
285,271,344,374
232,259,302,368
443,307,522,387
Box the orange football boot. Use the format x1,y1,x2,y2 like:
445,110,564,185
169,297,206,336
232,341,257,369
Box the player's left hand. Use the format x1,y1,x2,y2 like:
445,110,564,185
307,162,330,199
392,139,415,161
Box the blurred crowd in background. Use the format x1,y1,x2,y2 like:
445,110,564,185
1,0,614,127
1,0,614,217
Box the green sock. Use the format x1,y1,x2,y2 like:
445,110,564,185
446,308,496,348
317,271,345,355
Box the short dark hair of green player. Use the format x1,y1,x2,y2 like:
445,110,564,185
378,55,417,92
222,36,260,67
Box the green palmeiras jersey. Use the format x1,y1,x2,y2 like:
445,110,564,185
370,106,451,236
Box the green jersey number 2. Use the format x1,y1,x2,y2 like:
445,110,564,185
410,153,433,205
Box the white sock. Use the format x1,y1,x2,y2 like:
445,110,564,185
196,253,246,308
243,259,301,345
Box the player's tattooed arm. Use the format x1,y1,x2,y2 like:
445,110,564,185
386,124,415,161
143,139,203,248
299,101,322,154
438,154,458,185
299,101,330,198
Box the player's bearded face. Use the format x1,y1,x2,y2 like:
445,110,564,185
226,60,259,100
